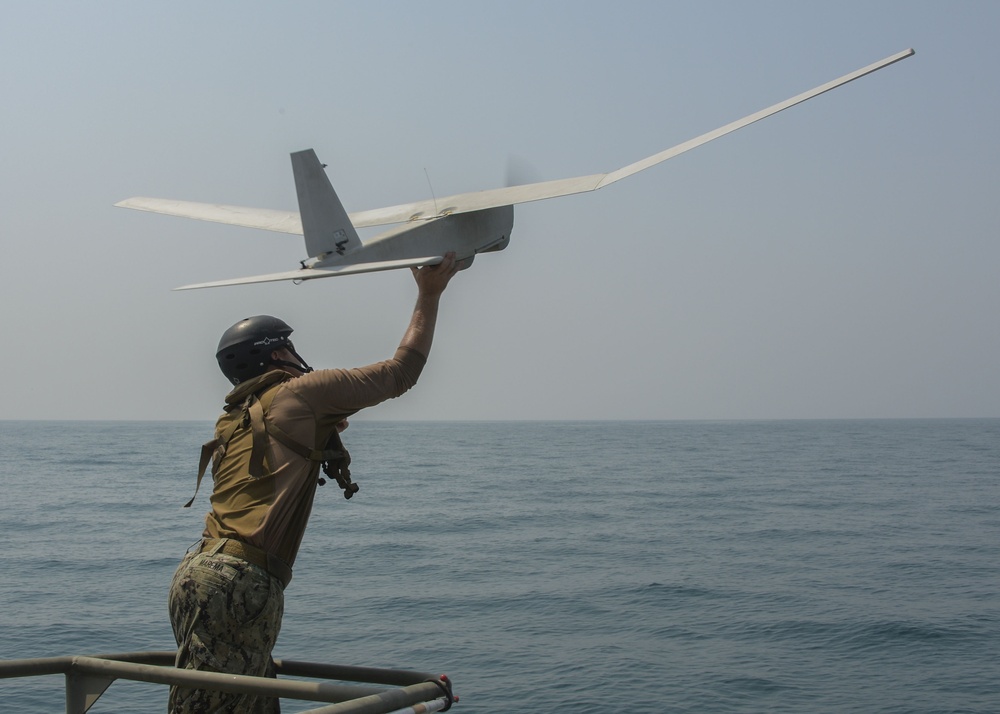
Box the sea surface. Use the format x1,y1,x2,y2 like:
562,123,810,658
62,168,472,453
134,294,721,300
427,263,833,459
0,419,997,713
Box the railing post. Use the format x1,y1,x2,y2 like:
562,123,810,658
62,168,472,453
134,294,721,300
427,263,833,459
65,666,115,714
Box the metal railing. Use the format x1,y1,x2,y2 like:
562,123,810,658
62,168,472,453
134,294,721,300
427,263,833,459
0,650,456,714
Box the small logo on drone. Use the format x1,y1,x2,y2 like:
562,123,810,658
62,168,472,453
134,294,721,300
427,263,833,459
334,229,349,255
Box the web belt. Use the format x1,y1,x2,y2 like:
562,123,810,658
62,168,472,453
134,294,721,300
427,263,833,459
197,537,293,589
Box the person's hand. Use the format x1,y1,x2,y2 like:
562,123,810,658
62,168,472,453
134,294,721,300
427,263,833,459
335,419,349,433
411,252,459,297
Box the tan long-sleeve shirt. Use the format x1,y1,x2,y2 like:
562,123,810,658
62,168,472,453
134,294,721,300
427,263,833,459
202,346,426,567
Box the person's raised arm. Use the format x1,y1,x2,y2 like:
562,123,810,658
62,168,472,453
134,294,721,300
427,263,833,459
400,252,460,359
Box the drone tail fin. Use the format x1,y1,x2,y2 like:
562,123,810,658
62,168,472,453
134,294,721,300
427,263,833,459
291,149,362,260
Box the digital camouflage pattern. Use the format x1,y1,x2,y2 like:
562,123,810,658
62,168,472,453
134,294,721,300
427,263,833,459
168,547,285,713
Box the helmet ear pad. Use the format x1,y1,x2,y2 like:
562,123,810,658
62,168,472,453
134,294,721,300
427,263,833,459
216,315,295,385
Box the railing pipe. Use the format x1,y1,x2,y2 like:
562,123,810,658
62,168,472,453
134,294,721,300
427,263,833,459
0,652,454,714
69,656,388,703
0,656,76,679
383,697,451,714
274,658,434,686
296,683,450,714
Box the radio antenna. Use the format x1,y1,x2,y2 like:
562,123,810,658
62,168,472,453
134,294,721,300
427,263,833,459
423,168,439,216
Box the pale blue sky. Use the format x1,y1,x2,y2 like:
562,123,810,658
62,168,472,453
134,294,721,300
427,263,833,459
1,1,997,420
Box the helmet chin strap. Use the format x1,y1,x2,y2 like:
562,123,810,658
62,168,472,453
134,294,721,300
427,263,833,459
270,346,313,374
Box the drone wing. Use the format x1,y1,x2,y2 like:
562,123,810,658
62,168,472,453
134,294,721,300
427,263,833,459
116,49,913,237
351,48,914,225
174,255,443,290
114,197,302,233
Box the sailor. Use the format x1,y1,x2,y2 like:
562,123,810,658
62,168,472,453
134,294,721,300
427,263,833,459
168,253,460,713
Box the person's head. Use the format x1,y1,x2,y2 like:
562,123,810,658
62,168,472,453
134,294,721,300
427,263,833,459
215,315,313,385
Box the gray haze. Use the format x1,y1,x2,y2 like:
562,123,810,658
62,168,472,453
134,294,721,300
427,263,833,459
2,2,997,420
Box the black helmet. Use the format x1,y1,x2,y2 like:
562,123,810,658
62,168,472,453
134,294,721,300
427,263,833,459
216,315,295,385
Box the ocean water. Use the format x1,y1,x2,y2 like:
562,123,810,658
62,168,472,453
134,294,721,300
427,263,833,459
0,419,997,713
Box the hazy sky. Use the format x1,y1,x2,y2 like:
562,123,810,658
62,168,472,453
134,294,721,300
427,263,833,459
2,1,997,421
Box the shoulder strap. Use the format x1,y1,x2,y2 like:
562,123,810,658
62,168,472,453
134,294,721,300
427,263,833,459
253,389,358,498
246,393,269,479
184,415,242,508
258,390,358,499
184,379,285,507
186,377,359,506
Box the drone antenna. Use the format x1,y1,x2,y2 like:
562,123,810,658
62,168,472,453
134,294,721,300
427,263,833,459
423,168,439,216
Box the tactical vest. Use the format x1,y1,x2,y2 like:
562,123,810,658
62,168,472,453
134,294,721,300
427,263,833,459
186,373,358,508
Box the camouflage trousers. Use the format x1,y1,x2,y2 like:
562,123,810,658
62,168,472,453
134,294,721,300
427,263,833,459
168,541,285,713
